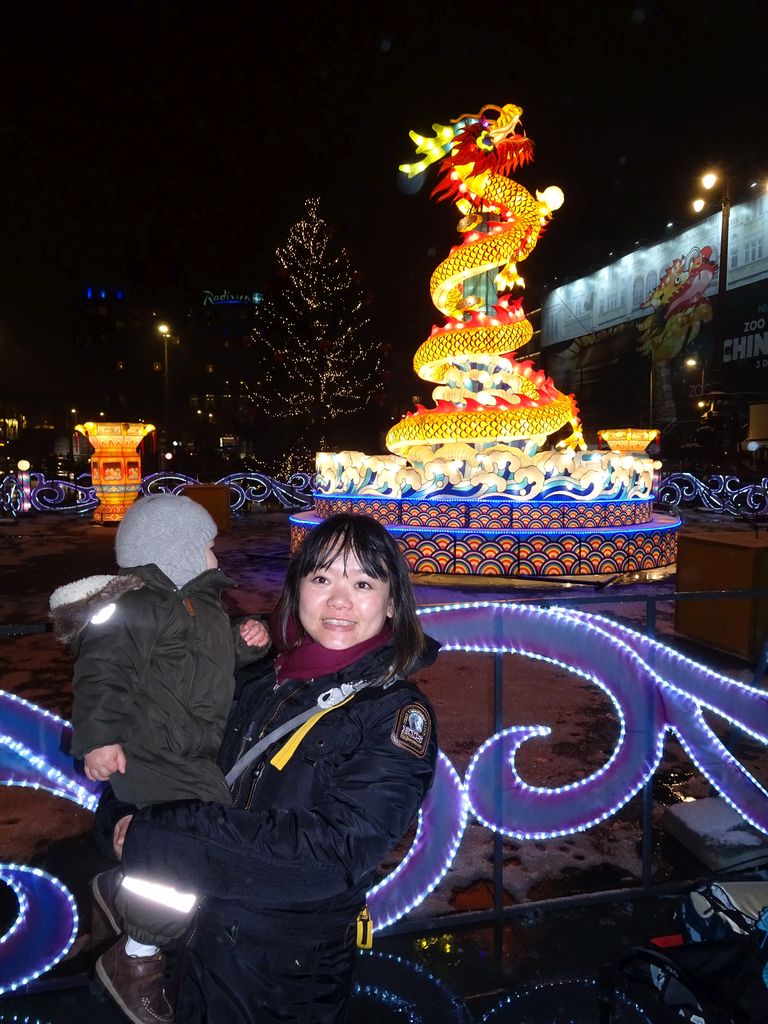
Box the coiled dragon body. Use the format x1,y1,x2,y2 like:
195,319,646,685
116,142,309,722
386,103,583,456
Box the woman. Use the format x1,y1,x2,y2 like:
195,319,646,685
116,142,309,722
94,512,439,1024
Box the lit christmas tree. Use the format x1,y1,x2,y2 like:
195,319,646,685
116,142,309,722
251,198,381,472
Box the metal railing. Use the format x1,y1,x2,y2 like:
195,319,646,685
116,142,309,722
2,467,768,520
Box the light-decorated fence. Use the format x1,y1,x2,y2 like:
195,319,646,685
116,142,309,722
1,468,766,520
0,470,314,517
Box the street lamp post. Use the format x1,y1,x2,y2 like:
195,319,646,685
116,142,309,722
68,407,77,466
157,323,171,460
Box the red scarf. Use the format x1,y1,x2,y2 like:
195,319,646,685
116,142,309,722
273,616,392,683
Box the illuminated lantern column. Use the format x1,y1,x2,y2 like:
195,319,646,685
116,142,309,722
75,421,155,524
15,459,32,514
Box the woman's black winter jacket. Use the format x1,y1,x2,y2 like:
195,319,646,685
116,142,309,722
101,638,439,943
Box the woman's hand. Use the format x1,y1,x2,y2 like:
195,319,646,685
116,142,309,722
113,814,133,858
239,618,270,648
84,743,126,781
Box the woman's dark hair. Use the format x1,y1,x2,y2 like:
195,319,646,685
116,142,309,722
276,513,425,679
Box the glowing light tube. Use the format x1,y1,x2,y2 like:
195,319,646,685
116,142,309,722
564,610,768,835
354,950,471,1023
419,602,667,838
417,602,768,839
2,598,767,987
368,751,467,930
0,864,78,995
0,691,101,810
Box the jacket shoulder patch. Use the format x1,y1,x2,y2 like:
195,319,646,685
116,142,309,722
391,702,431,758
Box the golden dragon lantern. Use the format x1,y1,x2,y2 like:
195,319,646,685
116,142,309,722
387,103,583,459
292,103,679,579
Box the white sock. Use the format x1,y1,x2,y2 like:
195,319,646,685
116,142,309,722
125,937,159,958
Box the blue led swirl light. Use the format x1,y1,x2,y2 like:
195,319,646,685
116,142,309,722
0,694,100,994
657,472,768,517
368,751,467,931
0,865,79,995
353,950,471,1024
29,473,97,515
3,468,315,516
0,691,101,810
564,610,768,834
1,601,767,990
480,977,653,1023
0,1016,52,1023
417,601,768,839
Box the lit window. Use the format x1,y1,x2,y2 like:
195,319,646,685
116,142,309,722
745,237,763,263
116,360,124,370
205,364,215,374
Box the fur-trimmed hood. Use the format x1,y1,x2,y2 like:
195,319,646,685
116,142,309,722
49,574,144,644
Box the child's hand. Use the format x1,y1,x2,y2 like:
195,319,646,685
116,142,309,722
84,743,126,782
239,618,269,648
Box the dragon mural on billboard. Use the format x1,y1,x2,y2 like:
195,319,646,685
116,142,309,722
637,245,716,422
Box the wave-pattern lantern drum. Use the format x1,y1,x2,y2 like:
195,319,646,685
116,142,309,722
75,421,155,524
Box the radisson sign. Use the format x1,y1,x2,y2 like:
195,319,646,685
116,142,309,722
203,290,263,307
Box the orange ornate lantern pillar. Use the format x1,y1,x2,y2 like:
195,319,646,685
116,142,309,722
75,421,155,524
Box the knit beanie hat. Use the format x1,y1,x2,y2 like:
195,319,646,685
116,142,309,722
115,493,217,588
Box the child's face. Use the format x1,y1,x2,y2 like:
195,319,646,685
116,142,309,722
205,542,218,570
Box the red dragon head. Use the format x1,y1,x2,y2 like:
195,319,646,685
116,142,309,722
432,103,535,205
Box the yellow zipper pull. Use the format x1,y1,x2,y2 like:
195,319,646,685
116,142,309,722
356,906,373,949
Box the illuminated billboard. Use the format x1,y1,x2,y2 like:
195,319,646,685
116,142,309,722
542,192,767,348
541,193,768,429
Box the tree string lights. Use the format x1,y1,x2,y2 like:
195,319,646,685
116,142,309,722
251,198,382,470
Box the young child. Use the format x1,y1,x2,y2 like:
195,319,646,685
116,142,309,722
50,492,269,1024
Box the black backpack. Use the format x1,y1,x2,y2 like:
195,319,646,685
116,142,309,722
599,886,768,1024
600,936,768,1023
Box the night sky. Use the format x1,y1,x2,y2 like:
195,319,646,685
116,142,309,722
2,0,765,399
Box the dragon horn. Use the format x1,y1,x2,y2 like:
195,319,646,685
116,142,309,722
449,103,503,124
